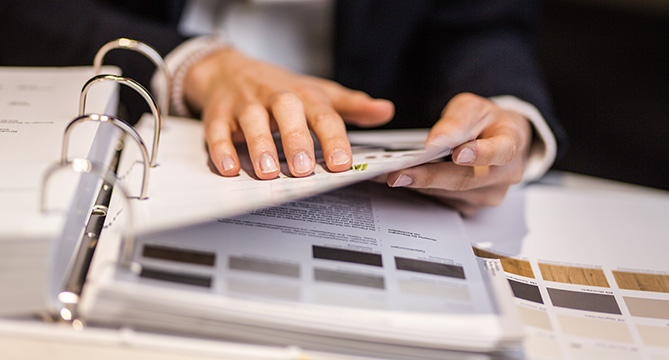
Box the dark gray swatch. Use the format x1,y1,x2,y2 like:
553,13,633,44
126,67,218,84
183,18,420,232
140,267,212,288
394,257,465,279
313,245,382,267
508,279,544,304
228,256,300,278
142,244,216,267
314,268,385,289
548,287,621,314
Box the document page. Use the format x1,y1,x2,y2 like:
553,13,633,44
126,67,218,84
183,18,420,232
465,182,669,360
0,67,118,239
83,182,521,355
0,66,118,316
113,115,451,235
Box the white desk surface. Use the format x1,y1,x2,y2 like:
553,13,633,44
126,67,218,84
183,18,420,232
2,171,668,360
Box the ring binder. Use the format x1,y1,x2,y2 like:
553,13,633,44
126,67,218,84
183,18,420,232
79,74,162,168
94,38,171,119
61,113,151,200
39,38,171,324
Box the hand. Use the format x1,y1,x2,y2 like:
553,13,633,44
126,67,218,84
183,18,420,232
384,93,533,216
183,48,394,179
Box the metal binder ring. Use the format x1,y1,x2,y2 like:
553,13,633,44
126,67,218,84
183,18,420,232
94,38,171,119
79,74,161,167
61,113,151,200
40,157,137,268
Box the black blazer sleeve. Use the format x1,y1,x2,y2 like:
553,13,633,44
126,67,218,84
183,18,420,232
335,0,566,157
0,0,185,93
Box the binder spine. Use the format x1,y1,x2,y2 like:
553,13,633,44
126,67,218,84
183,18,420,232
41,38,169,323
41,157,136,321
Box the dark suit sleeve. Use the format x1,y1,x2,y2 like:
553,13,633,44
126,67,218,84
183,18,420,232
431,0,567,158
335,0,566,158
0,0,186,120
1,1,184,85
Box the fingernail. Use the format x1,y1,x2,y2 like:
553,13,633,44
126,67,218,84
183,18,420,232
426,135,457,149
456,147,476,164
330,149,350,166
259,152,278,173
292,151,312,174
391,174,413,187
221,155,235,171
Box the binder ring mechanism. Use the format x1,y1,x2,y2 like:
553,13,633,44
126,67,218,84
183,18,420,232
40,158,137,266
94,38,171,121
41,158,138,326
79,74,162,168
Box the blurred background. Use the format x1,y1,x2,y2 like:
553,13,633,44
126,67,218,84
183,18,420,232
538,0,669,190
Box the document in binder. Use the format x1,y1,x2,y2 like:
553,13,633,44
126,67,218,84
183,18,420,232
1,39,521,359
0,66,121,316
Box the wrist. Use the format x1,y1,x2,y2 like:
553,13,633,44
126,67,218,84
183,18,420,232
183,47,236,116
163,35,231,118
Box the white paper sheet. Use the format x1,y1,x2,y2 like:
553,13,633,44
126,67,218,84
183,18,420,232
81,183,521,356
464,177,669,360
108,114,451,235
0,66,117,239
0,67,119,316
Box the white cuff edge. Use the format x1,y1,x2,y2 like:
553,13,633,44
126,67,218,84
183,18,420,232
490,95,558,183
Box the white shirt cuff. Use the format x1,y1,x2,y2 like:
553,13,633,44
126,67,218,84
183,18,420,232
490,95,558,183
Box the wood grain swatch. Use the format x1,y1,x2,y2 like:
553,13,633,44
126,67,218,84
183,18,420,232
472,247,535,278
613,271,669,293
539,263,609,287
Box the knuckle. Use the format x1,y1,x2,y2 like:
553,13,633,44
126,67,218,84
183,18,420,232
499,147,516,165
249,134,273,147
411,170,436,189
238,102,266,118
208,138,230,150
453,171,477,191
272,91,302,107
311,112,341,127
349,89,370,99
452,92,480,106
294,83,323,100
284,128,311,142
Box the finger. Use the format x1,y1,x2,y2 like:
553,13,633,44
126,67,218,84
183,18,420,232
425,93,497,149
452,127,519,167
319,81,394,127
386,161,521,192
300,92,352,172
202,100,241,177
237,102,281,179
270,92,315,177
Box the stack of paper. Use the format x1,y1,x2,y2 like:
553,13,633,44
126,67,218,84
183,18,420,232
0,67,118,316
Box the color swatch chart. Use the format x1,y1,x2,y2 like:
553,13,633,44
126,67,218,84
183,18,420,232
474,247,669,360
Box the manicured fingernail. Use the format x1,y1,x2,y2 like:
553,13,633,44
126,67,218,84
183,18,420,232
259,152,278,173
456,147,476,164
426,135,457,149
292,151,312,174
221,155,235,171
391,174,413,187
330,149,350,166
